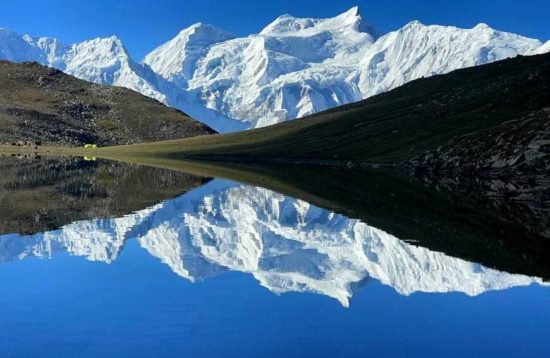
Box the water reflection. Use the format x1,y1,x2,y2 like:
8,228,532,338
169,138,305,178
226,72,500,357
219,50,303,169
0,178,544,306
0,157,207,234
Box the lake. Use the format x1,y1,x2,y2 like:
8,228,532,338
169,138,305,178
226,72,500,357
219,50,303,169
0,157,549,357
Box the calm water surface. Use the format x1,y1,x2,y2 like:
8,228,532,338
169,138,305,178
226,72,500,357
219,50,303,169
0,158,548,357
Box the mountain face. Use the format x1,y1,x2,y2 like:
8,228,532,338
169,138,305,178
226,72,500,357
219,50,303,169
0,8,548,132
0,179,545,307
144,23,236,89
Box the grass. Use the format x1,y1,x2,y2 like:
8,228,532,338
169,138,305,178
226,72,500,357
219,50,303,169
96,118,119,131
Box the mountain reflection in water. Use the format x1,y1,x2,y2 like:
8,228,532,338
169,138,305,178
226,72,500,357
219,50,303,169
0,168,546,306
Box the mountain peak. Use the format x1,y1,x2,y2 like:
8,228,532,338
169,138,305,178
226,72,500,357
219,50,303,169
472,22,497,33
331,6,373,33
401,20,426,30
73,35,129,57
169,22,235,48
188,22,205,29
0,10,544,132
474,22,491,29
336,6,361,21
260,6,375,37
79,35,125,47
142,23,234,87
106,35,124,46
179,22,226,34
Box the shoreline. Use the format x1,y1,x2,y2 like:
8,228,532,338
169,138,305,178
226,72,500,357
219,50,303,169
0,144,400,170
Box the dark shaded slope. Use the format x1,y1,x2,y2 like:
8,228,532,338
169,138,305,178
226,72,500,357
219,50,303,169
0,61,215,146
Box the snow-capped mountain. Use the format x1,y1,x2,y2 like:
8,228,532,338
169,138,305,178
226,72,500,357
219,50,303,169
0,28,171,104
145,6,545,129
1,7,548,132
0,28,66,65
356,21,542,96
60,36,171,103
0,179,545,307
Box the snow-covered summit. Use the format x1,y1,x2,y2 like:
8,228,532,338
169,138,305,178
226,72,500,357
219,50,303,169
0,29,173,103
141,8,544,130
62,36,131,82
175,23,235,47
143,23,235,87
260,6,375,37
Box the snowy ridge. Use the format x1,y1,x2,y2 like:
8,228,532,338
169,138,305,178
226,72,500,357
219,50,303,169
0,8,548,131
0,28,64,64
259,6,376,39
0,180,545,307
531,40,550,55
355,21,543,96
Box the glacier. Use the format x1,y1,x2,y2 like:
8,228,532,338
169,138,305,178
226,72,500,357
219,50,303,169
0,179,545,307
0,6,548,132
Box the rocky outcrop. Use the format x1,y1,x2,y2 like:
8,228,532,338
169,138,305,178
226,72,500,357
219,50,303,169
406,110,550,238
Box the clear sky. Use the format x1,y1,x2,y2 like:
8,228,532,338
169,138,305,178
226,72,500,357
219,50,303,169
0,0,548,60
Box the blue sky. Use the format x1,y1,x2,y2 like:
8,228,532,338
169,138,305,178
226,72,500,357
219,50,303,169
0,0,548,60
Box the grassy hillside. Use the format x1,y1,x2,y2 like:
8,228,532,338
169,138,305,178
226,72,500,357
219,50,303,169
0,61,215,146
95,52,550,163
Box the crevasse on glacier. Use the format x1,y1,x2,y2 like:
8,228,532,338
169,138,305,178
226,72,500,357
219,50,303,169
0,6,548,132
0,180,544,307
